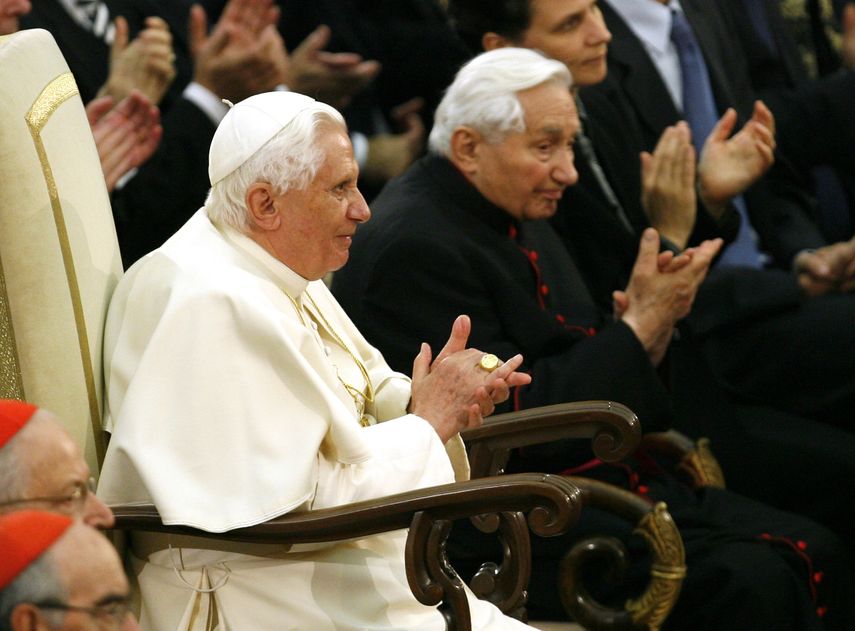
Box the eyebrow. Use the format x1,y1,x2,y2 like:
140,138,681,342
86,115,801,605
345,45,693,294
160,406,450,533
94,593,131,607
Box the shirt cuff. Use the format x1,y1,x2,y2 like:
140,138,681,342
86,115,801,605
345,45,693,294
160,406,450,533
183,82,230,126
351,132,368,168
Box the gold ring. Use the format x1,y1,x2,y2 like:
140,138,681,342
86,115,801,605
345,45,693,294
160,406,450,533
479,353,499,372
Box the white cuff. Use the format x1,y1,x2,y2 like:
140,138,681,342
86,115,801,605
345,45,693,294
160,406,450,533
183,82,230,126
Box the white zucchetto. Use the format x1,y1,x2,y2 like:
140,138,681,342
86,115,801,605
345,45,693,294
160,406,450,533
208,91,318,186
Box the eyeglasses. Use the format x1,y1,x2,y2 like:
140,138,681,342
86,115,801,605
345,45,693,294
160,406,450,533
0,477,97,515
34,599,132,628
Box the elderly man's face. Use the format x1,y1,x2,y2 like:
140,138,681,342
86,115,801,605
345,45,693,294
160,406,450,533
469,82,579,221
46,523,139,631
268,127,370,280
3,412,115,529
0,0,30,35
518,0,612,87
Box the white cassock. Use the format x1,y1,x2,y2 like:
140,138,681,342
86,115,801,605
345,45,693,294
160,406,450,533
98,209,533,631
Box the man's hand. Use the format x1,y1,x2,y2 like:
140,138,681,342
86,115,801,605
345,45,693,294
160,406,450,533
795,237,855,296
98,16,176,106
363,98,426,184
86,91,162,192
284,25,380,109
189,0,284,103
616,228,722,365
640,122,697,250
409,315,531,442
697,101,776,215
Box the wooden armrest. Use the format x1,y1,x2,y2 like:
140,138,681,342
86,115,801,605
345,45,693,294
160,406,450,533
641,430,725,489
561,478,686,631
461,401,641,479
112,473,586,631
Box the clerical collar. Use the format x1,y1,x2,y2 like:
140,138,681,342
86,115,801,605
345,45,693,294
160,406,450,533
421,153,521,237
213,215,310,299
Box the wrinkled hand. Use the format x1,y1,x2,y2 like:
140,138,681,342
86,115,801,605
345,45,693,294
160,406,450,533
363,98,425,184
698,101,775,215
86,91,162,192
842,4,855,70
189,0,284,103
640,122,697,250
612,248,695,319
285,25,380,109
410,315,531,442
616,228,722,365
794,237,855,296
99,16,176,106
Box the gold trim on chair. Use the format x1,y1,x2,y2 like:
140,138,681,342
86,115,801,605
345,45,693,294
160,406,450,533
0,253,25,400
25,72,106,465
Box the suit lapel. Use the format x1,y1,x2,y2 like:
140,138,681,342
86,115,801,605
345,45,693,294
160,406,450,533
601,0,681,146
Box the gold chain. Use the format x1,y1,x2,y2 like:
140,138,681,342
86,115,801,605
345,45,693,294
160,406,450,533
281,288,375,426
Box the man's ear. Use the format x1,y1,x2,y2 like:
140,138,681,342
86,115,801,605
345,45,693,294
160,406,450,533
245,183,281,232
449,126,482,177
10,603,41,631
482,31,515,51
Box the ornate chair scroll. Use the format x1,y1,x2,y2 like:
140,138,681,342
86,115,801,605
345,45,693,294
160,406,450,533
461,403,687,631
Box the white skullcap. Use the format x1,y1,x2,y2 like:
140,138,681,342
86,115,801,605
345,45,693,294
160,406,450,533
208,91,318,186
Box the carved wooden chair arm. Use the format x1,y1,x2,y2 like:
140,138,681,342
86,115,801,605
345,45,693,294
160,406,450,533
640,430,725,489
111,472,586,631
461,401,641,479
560,478,686,631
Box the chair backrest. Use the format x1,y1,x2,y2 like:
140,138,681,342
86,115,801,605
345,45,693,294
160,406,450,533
0,28,123,476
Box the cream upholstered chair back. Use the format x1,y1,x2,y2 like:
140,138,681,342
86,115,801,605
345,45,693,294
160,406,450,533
0,29,123,477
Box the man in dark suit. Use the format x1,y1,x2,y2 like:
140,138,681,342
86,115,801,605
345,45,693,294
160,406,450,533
333,46,855,630
717,0,855,242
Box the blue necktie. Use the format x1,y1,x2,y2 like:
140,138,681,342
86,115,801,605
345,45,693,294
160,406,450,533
670,9,765,268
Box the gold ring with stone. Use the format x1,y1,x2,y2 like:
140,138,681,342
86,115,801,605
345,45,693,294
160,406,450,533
479,353,500,372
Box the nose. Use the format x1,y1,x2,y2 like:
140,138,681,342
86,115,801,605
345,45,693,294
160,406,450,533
85,492,116,529
553,148,578,186
124,614,142,631
347,189,371,223
589,12,612,45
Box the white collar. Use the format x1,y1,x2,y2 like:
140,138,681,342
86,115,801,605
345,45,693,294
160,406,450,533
607,0,684,56
214,216,311,301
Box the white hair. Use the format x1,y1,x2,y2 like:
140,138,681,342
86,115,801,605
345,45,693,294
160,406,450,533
205,103,346,232
0,551,66,631
428,47,573,156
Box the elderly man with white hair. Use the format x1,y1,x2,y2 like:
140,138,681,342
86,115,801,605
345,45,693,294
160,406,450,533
97,91,534,629
0,400,114,529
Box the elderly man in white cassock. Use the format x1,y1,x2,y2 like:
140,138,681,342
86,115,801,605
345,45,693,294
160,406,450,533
97,91,535,630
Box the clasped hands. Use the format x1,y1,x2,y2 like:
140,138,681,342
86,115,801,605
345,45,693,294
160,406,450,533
614,228,722,366
409,315,531,443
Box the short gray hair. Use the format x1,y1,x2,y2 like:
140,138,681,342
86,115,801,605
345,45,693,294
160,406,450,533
0,424,30,505
428,47,573,156
205,103,346,232
0,551,66,631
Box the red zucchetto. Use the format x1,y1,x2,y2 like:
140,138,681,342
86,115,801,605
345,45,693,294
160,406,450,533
0,510,72,589
0,399,37,449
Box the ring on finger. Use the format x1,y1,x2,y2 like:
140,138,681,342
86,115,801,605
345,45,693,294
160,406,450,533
478,353,500,372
